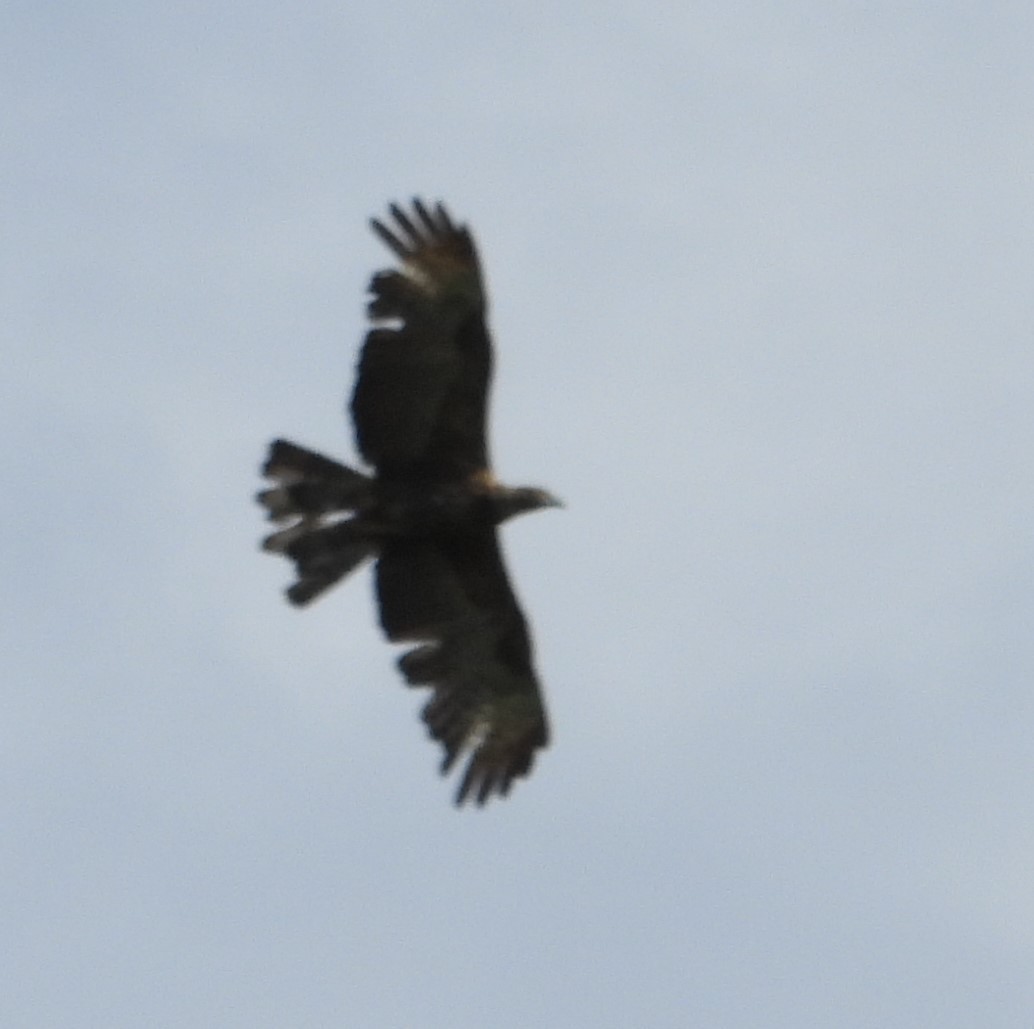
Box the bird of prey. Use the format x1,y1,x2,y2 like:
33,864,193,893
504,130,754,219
257,199,560,806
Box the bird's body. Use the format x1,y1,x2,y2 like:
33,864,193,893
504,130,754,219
257,200,558,806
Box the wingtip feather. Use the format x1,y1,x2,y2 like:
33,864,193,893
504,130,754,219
370,217,409,260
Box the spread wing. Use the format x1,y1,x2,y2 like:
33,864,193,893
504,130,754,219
352,199,492,480
375,530,549,806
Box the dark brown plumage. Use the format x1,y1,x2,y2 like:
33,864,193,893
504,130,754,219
257,199,559,806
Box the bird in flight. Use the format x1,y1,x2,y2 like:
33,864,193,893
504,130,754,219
257,199,560,806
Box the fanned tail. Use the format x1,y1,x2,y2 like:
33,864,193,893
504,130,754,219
257,439,377,605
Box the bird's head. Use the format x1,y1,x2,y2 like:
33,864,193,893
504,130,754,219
492,485,563,524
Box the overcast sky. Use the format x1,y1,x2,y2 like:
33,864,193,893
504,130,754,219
5,3,1034,1026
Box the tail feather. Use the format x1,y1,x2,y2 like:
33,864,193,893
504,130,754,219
259,439,371,521
257,439,377,605
283,522,376,606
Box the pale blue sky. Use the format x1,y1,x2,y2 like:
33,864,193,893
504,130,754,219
5,4,1034,1026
